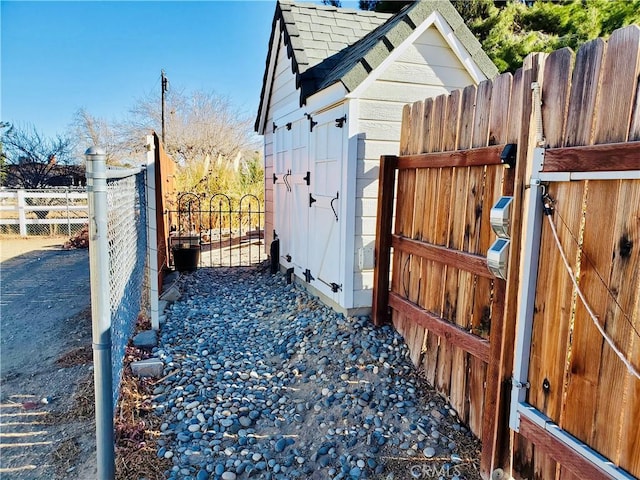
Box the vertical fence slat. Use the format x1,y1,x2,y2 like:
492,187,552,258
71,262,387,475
467,79,493,438
418,97,439,381
480,71,514,477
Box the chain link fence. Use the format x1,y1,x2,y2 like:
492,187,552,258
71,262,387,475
0,188,88,237
107,172,148,407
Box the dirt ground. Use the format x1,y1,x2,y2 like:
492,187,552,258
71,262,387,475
0,236,96,479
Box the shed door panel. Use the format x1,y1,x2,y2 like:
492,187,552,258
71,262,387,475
289,119,309,271
308,105,345,301
273,125,291,266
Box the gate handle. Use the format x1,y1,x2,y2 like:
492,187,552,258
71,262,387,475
330,191,339,222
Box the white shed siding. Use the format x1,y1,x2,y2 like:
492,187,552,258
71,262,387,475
351,25,476,308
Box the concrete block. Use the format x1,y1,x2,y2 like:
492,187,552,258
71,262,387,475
133,330,157,348
160,285,181,302
158,300,169,314
130,358,163,378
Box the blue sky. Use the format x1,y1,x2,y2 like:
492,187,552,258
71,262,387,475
1,1,286,139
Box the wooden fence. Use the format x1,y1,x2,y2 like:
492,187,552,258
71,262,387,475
372,25,640,480
153,132,176,292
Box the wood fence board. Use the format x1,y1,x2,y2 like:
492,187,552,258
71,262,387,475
391,105,412,335
389,293,490,363
542,48,574,148
480,71,513,477
619,275,640,475
594,26,640,144
467,79,493,439
396,144,505,169
409,101,427,305
434,94,458,395
562,180,620,443
519,416,613,480
564,38,605,147
447,85,476,424
631,79,640,140
399,103,412,155
488,73,513,144
542,141,640,172
592,179,640,470
496,67,524,471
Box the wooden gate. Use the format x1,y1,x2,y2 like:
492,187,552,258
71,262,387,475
372,24,640,480
372,71,526,477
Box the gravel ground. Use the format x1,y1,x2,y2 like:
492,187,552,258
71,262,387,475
152,267,481,480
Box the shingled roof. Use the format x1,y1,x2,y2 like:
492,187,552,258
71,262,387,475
255,0,498,133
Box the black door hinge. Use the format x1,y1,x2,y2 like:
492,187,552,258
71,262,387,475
273,172,278,184
335,114,347,128
286,122,292,130
318,277,342,293
273,122,277,133
305,113,317,132
309,193,316,207
285,254,292,262
304,269,314,283
303,171,311,186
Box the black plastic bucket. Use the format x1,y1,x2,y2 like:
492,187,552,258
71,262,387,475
172,246,200,272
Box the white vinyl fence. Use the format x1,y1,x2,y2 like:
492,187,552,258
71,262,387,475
0,189,88,236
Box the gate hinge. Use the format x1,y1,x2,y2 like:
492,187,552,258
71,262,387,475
305,113,317,132
335,114,347,128
304,269,314,283
273,122,277,133
303,171,310,186
318,277,342,293
512,378,530,390
309,193,316,207
273,172,278,184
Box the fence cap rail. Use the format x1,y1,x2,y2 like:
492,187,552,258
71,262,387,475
106,166,144,179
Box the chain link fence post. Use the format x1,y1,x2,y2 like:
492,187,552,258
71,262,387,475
86,146,115,480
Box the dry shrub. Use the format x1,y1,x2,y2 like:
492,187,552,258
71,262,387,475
63,225,89,249
56,345,93,367
115,349,171,479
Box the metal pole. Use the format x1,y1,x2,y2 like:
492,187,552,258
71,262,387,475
85,146,115,480
145,135,160,330
161,70,168,145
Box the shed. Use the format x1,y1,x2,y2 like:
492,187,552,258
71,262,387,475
255,0,498,315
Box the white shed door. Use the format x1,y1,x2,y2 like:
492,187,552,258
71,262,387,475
308,105,345,301
273,118,309,272
289,119,309,271
273,123,291,266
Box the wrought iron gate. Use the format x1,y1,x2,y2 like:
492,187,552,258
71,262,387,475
166,192,265,268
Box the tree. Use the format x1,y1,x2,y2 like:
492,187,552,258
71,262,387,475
456,0,640,72
322,0,342,6
72,109,129,165
1,123,78,188
358,0,411,12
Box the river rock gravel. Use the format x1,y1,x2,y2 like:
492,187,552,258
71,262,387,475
152,267,481,480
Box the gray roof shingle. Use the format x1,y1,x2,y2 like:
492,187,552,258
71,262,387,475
255,0,498,133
